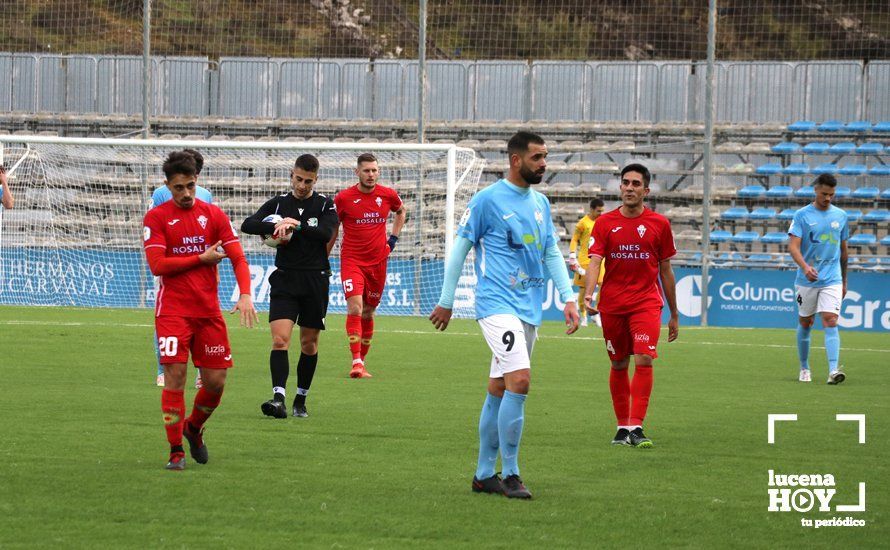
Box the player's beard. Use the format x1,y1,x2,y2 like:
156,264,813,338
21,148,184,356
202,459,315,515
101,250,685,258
520,165,544,185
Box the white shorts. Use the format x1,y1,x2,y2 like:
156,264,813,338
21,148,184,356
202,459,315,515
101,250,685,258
478,314,538,378
796,284,843,317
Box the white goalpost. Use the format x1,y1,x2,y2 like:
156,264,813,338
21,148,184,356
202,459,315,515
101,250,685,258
0,136,485,318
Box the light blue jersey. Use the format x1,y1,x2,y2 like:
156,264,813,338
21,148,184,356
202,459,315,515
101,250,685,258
151,184,212,208
788,204,848,287
457,179,559,326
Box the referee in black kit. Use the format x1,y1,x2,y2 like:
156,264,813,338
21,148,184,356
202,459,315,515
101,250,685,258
241,154,339,419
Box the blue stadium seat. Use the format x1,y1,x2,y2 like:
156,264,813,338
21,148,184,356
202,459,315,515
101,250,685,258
839,164,867,176
848,233,877,246
761,232,790,244
755,163,782,176
716,252,744,262
863,209,890,222
747,253,774,262
835,186,852,199
817,120,844,132
788,120,816,132
873,121,890,132
869,165,890,176
811,163,838,175
771,142,801,154
794,186,815,198
882,188,890,199
783,163,809,175
732,231,761,244
845,209,863,222
710,230,732,243
881,235,890,247
845,121,872,132
765,185,793,198
737,184,766,198
749,207,777,220
851,187,879,199
720,207,749,220
828,142,856,154
802,142,829,154
856,142,884,155
778,208,797,221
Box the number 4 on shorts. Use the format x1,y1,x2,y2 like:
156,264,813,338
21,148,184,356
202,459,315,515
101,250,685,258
606,340,615,354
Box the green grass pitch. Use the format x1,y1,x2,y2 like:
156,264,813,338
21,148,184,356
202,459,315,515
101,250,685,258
0,305,887,548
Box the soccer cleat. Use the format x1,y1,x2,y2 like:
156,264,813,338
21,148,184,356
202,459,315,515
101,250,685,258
628,427,653,448
349,364,373,378
611,428,631,445
261,399,288,419
502,475,532,499
292,404,309,418
195,372,203,390
580,316,589,327
799,369,812,382
827,370,846,385
165,452,186,471
156,373,165,387
183,422,209,464
471,474,504,495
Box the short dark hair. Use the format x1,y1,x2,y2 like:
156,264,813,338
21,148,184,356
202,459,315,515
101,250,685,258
182,148,204,175
357,153,377,166
621,163,651,187
294,153,319,173
813,174,837,188
589,197,605,209
507,131,545,157
163,151,197,180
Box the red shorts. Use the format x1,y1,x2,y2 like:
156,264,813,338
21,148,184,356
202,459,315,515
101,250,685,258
340,259,388,308
155,315,233,369
600,309,662,361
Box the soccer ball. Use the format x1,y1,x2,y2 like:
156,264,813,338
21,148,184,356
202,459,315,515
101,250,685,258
261,214,292,248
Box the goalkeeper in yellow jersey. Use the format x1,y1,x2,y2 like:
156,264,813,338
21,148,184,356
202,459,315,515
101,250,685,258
569,198,605,327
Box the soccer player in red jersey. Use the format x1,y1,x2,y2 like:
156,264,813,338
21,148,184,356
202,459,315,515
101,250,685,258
143,151,258,470
583,163,679,448
333,153,407,378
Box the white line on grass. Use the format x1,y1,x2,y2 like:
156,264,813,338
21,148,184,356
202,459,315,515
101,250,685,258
2,320,888,353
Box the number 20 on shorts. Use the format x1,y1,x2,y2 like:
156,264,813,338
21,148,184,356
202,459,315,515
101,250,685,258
158,336,178,357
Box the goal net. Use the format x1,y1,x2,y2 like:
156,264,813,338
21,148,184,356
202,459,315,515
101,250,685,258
0,136,485,318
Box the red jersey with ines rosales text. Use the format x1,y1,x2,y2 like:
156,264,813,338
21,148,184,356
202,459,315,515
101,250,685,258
143,199,240,317
334,184,403,266
588,207,676,315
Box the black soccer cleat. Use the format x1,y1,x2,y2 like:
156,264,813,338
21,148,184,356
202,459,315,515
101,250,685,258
471,474,504,495
261,399,288,419
183,422,209,464
611,428,631,446
292,404,309,418
628,427,653,449
502,475,532,499
827,370,846,385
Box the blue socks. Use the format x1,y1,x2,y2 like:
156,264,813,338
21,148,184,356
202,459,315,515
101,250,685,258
797,325,811,370
475,393,502,480
498,391,526,478
824,326,840,373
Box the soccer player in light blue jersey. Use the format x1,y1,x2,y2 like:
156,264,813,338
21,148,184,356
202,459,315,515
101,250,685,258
429,131,580,499
151,149,211,388
788,174,849,384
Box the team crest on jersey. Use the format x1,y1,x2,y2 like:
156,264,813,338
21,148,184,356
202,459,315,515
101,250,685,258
308,217,318,227
535,210,544,224
831,221,840,229
143,226,151,241
197,215,208,229
375,197,382,207
298,208,304,215
637,224,647,238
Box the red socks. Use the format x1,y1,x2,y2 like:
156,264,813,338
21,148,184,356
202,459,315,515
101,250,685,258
360,317,374,360
187,387,223,429
630,366,654,426
161,389,185,447
346,314,362,361
608,368,630,426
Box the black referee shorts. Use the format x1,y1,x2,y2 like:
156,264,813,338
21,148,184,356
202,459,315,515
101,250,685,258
268,269,330,330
